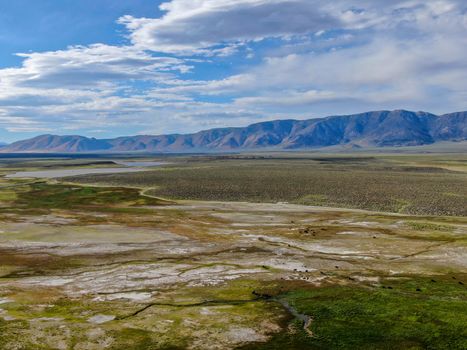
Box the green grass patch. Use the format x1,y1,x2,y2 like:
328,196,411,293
241,276,467,349
0,190,17,202
11,183,166,211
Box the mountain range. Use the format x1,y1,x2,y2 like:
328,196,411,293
1,110,466,153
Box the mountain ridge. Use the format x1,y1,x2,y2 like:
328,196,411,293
2,110,466,153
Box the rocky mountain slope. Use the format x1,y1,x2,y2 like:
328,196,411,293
2,110,466,153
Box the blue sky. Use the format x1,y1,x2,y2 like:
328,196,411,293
0,0,466,142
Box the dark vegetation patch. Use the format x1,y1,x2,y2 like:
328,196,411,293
6,183,167,211
0,251,66,277
67,157,467,216
0,319,35,349
406,221,455,232
240,275,467,350
40,160,117,168
108,328,189,350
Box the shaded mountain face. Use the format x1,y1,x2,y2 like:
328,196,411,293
2,110,466,153
431,112,467,141
5,135,112,153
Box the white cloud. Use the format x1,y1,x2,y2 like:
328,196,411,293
3,44,189,89
236,90,339,107
118,0,467,54
118,0,342,54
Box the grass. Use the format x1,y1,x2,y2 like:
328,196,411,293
66,155,467,216
241,275,467,350
0,190,17,201
9,183,166,211
406,221,454,232
0,279,283,349
108,327,185,350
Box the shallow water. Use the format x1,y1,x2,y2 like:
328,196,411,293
6,161,166,179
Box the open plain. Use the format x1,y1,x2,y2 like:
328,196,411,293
0,153,466,349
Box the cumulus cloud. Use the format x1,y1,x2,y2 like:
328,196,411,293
118,0,341,54
2,44,189,89
118,0,467,54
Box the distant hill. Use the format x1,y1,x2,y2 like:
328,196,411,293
2,110,466,153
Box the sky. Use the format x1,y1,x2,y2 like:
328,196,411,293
0,0,466,142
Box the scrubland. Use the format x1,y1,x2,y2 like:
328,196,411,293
69,155,467,216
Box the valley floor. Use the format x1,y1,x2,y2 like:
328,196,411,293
0,154,466,349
